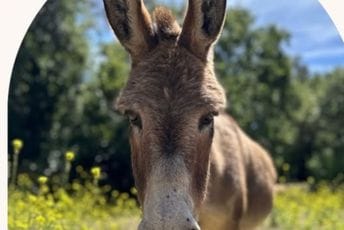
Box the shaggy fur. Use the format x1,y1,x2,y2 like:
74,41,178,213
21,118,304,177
103,0,277,229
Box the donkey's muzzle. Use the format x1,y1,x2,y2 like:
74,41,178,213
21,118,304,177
138,188,201,230
138,215,200,230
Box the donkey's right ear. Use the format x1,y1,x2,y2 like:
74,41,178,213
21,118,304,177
103,0,157,65
179,0,227,60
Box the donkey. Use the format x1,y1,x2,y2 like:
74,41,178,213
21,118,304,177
104,0,277,229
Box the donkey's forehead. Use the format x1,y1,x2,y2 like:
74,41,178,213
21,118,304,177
116,45,226,113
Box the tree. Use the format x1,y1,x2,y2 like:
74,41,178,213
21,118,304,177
49,43,134,190
8,0,89,173
307,69,344,182
215,9,298,176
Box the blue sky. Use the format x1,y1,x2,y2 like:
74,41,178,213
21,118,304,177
229,0,344,73
93,0,344,74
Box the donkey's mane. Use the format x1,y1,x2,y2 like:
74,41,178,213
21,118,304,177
152,7,181,41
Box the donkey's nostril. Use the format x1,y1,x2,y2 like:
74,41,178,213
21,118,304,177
187,217,201,230
190,225,201,230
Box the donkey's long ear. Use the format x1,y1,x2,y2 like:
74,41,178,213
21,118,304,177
103,0,157,65
179,0,227,60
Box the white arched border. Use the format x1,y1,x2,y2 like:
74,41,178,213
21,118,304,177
0,1,47,228
0,0,343,229
319,0,344,42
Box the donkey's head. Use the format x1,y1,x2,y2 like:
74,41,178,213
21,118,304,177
104,0,227,229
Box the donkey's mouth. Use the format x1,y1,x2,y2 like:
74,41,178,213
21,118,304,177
138,201,200,230
138,213,200,230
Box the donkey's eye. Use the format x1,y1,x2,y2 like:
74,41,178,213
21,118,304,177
128,113,142,129
199,113,214,130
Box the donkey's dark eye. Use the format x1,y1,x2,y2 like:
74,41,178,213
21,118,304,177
128,113,142,129
199,113,214,130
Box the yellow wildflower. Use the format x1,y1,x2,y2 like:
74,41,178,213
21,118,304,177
72,182,81,191
307,176,315,185
28,194,37,202
112,190,119,198
91,167,101,179
15,222,28,229
38,176,48,185
12,138,23,154
282,163,290,172
130,187,138,195
279,176,286,183
65,151,75,161
76,165,84,173
35,215,45,224
120,192,129,200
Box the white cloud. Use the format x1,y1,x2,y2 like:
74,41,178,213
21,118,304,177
303,46,344,60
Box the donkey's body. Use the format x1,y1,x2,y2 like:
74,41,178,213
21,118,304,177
104,0,276,229
201,114,276,229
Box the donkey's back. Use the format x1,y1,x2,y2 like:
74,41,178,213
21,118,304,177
200,113,277,230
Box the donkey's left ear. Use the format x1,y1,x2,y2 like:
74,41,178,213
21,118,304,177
179,0,227,60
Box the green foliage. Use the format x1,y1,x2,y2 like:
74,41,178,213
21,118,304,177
216,9,293,146
216,9,297,178
46,42,133,190
97,44,130,102
8,0,133,190
215,9,343,182
307,69,344,181
9,0,89,168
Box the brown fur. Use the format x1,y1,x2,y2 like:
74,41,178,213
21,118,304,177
103,0,277,229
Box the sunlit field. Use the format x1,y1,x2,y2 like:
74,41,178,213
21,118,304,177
8,139,344,230
264,184,344,229
8,175,344,230
8,174,141,230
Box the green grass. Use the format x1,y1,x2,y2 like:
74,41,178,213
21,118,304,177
8,174,344,230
